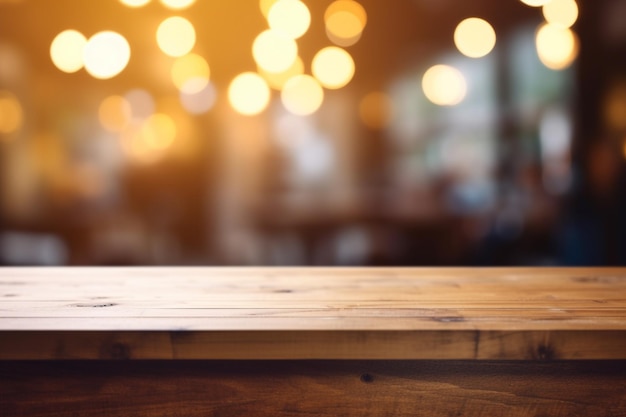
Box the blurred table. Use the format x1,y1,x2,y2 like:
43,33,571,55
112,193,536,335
1,267,626,416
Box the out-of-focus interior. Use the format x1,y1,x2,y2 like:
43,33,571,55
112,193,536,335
0,0,624,266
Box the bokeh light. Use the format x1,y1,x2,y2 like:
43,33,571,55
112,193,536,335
142,113,177,150
125,88,155,120
83,31,131,79
228,72,271,116
171,53,210,94
50,30,87,73
519,0,551,6
119,0,151,7
252,29,298,73
268,0,311,39
422,64,467,106
454,18,496,58
157,16,196,57
311,46,355,89
542,0,579,29
281,74,324,116
324,0,367,47
259,56,304,90
536,23,579,70
359,91,393,129
0,91,23,135
98,95,131,132
160,0,195,9
180,82,217,114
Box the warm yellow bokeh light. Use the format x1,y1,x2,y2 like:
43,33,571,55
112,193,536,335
157,16,196,57
99,95,131,132
260,0,279,18
268,0,311,39
325,0,367,28
228,72,271,116
604,84,626,131
119,0,151,7
281,74,324,116
142,113,177,150
0,91,23,135
324,0,367,47
422,64,467,106
536,23,579,70
359,91,393,129
454,18,496,58
125,89,155,120
542,0,578,29
171,53,210,94
50,30,87,73
325,11,363,47
312,46,355,89
253,29,298,73
160,0,195,9
519,0,551,6
83,31,131,79
259,56,304,90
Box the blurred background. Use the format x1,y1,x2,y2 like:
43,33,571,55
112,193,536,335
0,0,625,266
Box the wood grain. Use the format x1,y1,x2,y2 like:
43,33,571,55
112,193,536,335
2,360,625,417
1,267,626,359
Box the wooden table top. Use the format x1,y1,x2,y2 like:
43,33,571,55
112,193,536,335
1,267,626,360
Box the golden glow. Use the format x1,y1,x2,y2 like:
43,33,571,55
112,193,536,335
324,0,367,47
120,114,176,164
260,0,279,18
98,95,131,132
268,0,311,39
0,91,23,135
259,56,304,90
160,0,195,9
281,74,324,116
311,46,355,89
325,11,363,47
228,72,271,116
325,0,367,28
171,53,210,94
359,91,393,129
252,29,298,73
519,0,551,6
119,0,151,7
542,0,578,29
604,84,626,131
50,30,87,73
454,18,496,58
157,16,196,57
83,31,131,79
422,64,467,106
142,113,177,150
180,82,217,114
536,23,579,70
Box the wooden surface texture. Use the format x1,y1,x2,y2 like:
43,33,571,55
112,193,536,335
2,360,626,417
1,267,626,359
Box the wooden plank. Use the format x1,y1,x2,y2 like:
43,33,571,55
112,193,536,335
1,360,625,417
2,267,626,359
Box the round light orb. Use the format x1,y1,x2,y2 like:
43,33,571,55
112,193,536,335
99,95,131,132
0,90,23,135
157,16,196,57
253,29,298,73
454,17,496,58
228,72,271,116
268,0,311,39
422,64,467,106
50,29,87,73
311,46,355,89
160,0,195,9
519,0,551,6
171,53,210,94
542,0,579,29
281,74,324,116
83,31,131,79
536,23,579,70
259,56,304,90
119,0,151,7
